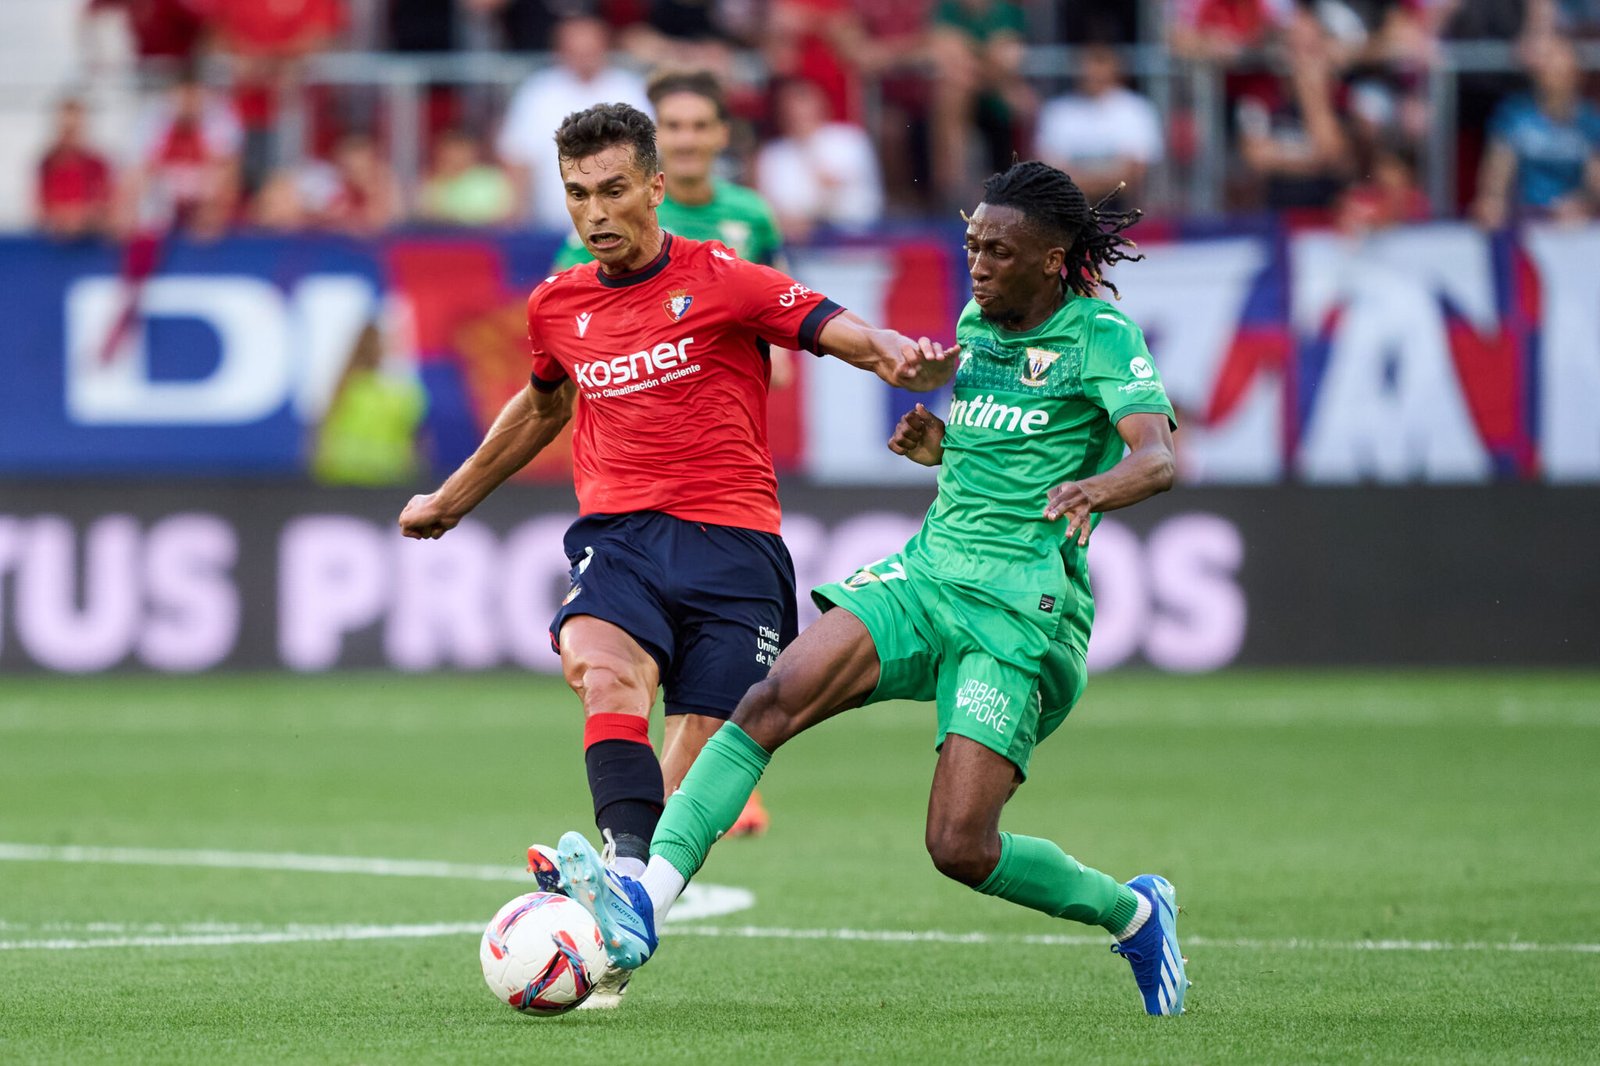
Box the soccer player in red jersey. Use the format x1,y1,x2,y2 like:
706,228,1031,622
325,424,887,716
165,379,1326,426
398,103,953,1000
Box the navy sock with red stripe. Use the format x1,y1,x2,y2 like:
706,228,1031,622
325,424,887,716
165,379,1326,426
582,713,663,866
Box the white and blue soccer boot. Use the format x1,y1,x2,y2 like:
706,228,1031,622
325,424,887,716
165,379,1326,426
1110,874,1190,1016
529,837,634,1007
555,830,658,970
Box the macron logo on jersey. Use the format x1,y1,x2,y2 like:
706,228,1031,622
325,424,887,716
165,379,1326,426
948,394,1050,434
575,312,593,338
574,337,696,389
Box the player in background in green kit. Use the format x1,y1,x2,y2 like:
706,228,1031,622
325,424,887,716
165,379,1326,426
551,161,1191,1016
550,69,787,836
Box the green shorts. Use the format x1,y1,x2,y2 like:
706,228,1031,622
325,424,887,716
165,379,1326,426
812,553,1086,778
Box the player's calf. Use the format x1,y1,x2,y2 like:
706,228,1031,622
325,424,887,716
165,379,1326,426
925,823,1003,887
728,675,799,752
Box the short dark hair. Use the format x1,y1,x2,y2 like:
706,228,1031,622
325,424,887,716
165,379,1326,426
981,160,1144,299
554,102,660,176
646,69,728,122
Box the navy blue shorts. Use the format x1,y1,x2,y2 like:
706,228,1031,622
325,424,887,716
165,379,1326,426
549,512,799,718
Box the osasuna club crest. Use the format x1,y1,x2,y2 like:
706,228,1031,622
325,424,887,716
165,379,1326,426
663,290,694,322
1021,347,1060,387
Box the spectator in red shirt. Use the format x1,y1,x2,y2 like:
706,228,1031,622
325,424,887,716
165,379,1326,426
38,97,114,240
206,0,347,192
1338,137,1431,231
303,131,404,235
763,0,867,123
207,0,345,59
118,72,243,239
1168,0,1293,62
82,0,207,71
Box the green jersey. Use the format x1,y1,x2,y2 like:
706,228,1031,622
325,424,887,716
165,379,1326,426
904,295,1176,655
551,178,785,269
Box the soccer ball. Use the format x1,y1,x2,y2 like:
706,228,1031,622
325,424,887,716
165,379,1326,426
480,891,609,1015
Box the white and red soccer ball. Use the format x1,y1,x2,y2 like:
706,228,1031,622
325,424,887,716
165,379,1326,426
480,892,609,1015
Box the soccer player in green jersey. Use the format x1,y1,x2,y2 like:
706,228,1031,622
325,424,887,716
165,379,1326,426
552,161,1191,1015
549,69,785,271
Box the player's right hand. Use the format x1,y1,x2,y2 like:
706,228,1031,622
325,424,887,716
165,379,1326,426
884,334,959,391
888,403,946,467
398,493,460,540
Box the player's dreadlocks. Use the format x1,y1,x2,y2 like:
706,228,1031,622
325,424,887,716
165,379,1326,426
981,161,1144,299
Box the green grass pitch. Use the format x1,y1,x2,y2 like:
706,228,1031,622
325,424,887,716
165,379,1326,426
2,670,1597,1065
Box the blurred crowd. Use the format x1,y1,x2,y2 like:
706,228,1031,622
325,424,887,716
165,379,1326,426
36,0,1600,243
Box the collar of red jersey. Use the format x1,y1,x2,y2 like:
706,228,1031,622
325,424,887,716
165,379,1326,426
595,233,674,289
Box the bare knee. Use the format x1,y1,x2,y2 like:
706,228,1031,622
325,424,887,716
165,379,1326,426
729,675,800,751
566,660,652,717
925,822,1001,888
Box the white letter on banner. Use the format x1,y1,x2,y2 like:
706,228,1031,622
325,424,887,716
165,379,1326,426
386,521,501,670
500,515,576,672
1084,520,1145,671
1524,223,1600,481
1294,227,1493,482
15,515,140,672
140,513,239,672
791,250,937,485
66,276,292,425
1105,238,1281,481
780,514,828,628
279,516,389,670
817,513,924,593
1144,514,1246,672
290,275,382,422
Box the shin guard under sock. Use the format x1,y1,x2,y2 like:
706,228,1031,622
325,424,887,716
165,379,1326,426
583,713,663,863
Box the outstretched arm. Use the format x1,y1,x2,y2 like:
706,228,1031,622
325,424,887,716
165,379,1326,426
815,314,959,392
1043,412,1175,546
398,381,575,539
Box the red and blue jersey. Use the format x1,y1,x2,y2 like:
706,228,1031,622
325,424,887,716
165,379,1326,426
527,233,843,534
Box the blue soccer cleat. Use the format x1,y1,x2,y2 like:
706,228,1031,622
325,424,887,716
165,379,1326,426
554,830,657,970
1111,874,1190,1016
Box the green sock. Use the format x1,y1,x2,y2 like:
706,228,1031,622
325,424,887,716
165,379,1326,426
650,722,771,880
975,832,1139,932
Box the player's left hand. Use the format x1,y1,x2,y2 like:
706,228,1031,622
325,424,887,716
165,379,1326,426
884,334,959,391
888,402,946,466
1044,481,1095,546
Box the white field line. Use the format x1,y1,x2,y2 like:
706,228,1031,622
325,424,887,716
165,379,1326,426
1,920,1597,955
0,842,554,882
5,844,1596,956
0,842,752,923
671,925,1600,955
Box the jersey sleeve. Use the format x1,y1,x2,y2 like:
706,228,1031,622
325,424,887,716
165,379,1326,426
722,250,844,354
526,281,568,392
1082,307,1177,429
